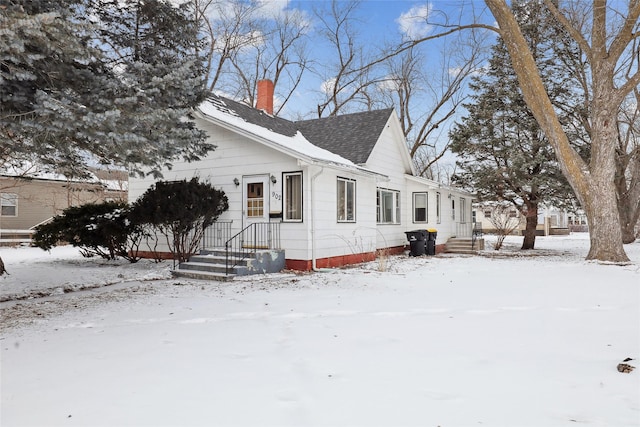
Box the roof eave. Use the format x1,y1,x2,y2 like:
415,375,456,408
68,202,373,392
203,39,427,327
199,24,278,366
196,108,369,175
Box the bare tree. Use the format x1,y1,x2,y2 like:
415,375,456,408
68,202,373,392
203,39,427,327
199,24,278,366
194,0,310,114
484,0,640,263
378,30,487,177
228,6,310,115
487,203,522,250
312,0,387,117
194,0,263,92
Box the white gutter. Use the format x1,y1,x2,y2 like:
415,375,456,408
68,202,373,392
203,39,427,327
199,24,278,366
309,165,324,272
404,174,474,197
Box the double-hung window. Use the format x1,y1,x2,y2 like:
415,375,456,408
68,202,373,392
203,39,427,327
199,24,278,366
413,192,428,223
377,188,400,224
283,172,302,222
337,177,356,222
1,193,17,216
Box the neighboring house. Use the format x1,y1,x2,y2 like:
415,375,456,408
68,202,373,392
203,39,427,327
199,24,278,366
473,202,575,236
0,167,128,243
129,80,474,270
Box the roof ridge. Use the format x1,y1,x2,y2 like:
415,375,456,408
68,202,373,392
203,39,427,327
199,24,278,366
294,107,395,125
201,94,395,164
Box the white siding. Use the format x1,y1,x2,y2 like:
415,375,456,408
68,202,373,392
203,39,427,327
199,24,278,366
364,119,414,250
129,118,300,253
129,117,379,262
129,110,475,263
292,165,377,261
363,116,474,248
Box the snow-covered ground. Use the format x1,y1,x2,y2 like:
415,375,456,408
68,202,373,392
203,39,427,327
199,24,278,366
1,234,639,427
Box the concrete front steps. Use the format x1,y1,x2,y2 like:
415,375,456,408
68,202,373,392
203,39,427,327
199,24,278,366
445,237,485,255
173,248,285,281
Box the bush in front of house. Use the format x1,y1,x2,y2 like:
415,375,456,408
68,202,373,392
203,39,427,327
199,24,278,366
130,177,229,263
33,201,145,262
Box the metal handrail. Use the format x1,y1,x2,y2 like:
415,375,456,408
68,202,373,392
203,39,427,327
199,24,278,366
201,220,233,250
471,222,483,250
225,222,280,275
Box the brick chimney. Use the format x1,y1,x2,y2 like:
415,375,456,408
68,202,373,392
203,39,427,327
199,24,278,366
256,79,274,114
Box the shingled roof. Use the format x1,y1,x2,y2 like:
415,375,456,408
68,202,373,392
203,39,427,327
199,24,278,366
296,109,394,165
206,96,299,137
205,95,394,165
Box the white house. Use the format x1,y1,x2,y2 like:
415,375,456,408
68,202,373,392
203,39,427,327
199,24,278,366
129,80,474,271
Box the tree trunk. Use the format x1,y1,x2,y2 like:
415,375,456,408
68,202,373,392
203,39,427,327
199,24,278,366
617,176,640,244
484,0,631,263
521,204,538,250
620,212,639,244
616,146,640,244
584,185,628,260
583,83,630,261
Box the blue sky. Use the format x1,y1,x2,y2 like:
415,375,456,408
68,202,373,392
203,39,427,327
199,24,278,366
249,0,495,118
204,0,497,175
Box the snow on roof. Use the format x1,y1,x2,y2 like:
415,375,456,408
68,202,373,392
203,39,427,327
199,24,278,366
1,163,100,183
198,98,358,169
1,163,127,192
101,179,129,192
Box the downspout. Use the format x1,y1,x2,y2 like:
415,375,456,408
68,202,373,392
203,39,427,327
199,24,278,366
310,165,324,271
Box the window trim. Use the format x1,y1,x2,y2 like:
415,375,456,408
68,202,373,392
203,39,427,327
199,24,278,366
436,192,441,224
337,177,356,223
376,187,401,224
460,198,467,223
283,171,303,222
1,193,17,217
412,192,428,223
451,198,456,221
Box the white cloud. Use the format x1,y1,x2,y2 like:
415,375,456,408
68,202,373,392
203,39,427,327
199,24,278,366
378,75,401,92
254,0,290,19
320,78,336,95
396,3,434,39
448,66,463,77
254,0,311,33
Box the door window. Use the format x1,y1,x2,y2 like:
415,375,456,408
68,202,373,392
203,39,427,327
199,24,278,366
246,183,264,217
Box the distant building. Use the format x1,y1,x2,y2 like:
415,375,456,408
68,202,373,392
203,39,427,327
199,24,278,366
472,202,578,236
0,166,127,244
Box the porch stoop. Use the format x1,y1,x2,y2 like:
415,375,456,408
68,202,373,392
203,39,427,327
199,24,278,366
173,249,285,281
445,237,485,255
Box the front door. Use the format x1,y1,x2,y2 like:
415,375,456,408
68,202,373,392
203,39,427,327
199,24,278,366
242,175,270,227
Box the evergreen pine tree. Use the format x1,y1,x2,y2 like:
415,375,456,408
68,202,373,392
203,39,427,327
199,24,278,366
86,0,212,177
1,0,213,178
449,0,579,250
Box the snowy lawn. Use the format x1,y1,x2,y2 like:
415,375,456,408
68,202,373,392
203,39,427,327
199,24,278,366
1,234,639,427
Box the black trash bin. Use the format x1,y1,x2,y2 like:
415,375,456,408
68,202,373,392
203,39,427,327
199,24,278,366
426,228,437,255
405,230,427,256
